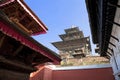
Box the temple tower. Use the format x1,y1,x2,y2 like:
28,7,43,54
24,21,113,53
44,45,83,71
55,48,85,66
52,27,91,64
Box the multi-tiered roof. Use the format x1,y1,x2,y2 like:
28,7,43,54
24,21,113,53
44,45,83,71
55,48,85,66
52,27,91,58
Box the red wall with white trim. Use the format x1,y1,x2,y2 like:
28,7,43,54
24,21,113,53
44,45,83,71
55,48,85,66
52,68,114,80
30,66,114,80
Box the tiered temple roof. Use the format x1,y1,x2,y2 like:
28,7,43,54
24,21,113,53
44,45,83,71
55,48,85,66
52,37,90,51
52,27,91,58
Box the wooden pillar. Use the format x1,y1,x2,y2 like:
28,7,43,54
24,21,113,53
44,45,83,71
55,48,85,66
13,45,24,56
25,52,37,65
108,2,120,8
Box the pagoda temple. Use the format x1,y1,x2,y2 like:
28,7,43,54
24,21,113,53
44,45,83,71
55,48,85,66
0,0,61,80
52,27,91,65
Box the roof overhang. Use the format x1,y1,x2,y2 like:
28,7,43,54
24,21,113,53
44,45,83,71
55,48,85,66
86,0,118,56
85,0,98,44
0,0,48,36
0,10,61,65
52,37,91,51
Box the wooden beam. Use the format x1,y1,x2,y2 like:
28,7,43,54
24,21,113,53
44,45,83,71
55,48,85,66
19,13,27,21
32,58,50,66
105,40,116,48
13,45,24,56
10,17,32,34
4,3,16,9
15,7,19,18
108,47,113,53
32,63,39,66
106,19,120,27
0,35,6,48
108,2,120,8
0,55,37,73
6,5,22,19
111,35,119,42
10,17,19,22
107,52,112,56
2,5,17,17
27,20,34,29
25,52,37,64
109,41,116,48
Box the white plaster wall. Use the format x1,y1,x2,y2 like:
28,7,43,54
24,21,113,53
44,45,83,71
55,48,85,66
109,0,120,79
110,56,119,80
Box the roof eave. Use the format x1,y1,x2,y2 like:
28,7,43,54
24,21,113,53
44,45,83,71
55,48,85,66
0,0,48,35
85,0,98,44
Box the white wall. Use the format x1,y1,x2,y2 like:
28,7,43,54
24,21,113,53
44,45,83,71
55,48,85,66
109,0,120,80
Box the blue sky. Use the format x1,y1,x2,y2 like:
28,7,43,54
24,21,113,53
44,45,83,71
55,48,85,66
25,0,96,54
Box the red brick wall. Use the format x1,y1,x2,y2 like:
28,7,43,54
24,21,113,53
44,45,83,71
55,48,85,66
52,68,114,80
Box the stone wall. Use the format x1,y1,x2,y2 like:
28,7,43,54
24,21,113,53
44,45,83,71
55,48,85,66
61,56,109,66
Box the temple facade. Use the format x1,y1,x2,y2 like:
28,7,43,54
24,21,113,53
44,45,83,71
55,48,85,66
86,0,120,79
52,27,91,65
0,0,61,80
